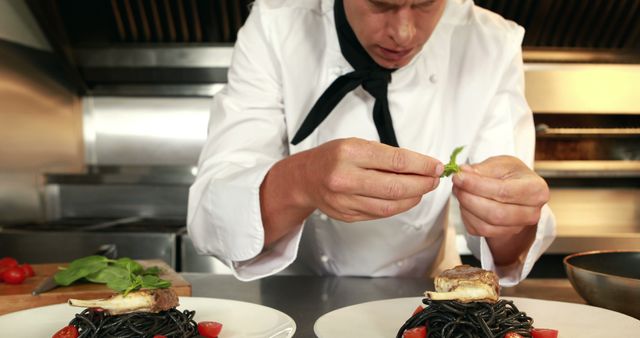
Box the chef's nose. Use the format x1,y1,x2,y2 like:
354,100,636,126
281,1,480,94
388,8,416,47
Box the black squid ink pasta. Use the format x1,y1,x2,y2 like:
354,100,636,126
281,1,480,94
397,298,534,338
69,307,199,338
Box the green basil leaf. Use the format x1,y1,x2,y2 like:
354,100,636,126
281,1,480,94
113,257,144,275
106,273,135,293
140,274,172,289
68,255,111,268
441,146,465,177
54,256,110,286
52,254,172,294
142,266,161,276
122,276,144,296
86,266,130,284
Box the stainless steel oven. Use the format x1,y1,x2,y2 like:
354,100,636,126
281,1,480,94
0,218,184,268
525,64,640,253
532,111,640,268
0,163,232,273
525,65,639,277
0,165,191,270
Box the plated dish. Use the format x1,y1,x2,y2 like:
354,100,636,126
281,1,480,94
399,265,535,337
314,296,640,338
0,297,296,338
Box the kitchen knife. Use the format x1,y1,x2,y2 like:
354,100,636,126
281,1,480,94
31,243,118,296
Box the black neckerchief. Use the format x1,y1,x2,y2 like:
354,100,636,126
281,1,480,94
290,0,399,147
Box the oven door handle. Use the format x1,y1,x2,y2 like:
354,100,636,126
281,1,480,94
536,125,640,137
82,216,143,231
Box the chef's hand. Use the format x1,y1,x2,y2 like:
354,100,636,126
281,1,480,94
302,138,444,222
451,155,549,266
261,138,443,246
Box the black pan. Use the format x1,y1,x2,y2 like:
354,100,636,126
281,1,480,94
564,250,640,319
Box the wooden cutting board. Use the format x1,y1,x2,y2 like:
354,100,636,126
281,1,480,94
0,260,191,315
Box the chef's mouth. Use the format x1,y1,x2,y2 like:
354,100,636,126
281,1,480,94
377,45,414,62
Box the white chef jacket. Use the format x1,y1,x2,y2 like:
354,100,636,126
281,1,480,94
187,0,556,286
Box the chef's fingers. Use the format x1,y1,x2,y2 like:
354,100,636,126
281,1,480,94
320,193,423,222
459,207,521,238
327,169,439,200
344,138,444,177
316,202,367,223
453,186,542,228
452,165,549,207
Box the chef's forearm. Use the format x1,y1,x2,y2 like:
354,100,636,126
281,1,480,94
260,152,316,247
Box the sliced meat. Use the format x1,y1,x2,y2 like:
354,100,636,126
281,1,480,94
425,265,499,303
68,288,179,315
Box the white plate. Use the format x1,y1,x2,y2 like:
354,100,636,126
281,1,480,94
0,297,295,338
314,296,640,338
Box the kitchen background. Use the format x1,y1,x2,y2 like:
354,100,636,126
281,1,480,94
0,0,638,276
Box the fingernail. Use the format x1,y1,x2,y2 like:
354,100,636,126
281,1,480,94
432,177,440,189
435,163,444,176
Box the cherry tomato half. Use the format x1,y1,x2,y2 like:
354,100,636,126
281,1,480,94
19,263,35,277
197,321,223,338
1,266,26,284
52,325,79,338
403,326,427,338
412,305,423,316
0,257,18,268
531,328,559,338
504,332,524,338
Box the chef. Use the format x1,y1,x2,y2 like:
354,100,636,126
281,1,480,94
187,0,556,286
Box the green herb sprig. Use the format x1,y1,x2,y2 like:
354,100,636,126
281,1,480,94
54,256,171,295
441,146,465,177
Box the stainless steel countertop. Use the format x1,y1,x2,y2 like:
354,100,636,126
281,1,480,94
182,274,584,337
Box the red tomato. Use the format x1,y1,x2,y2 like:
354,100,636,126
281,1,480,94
52,325,79,338
531,328,559,338
1,266,26,284
0,257,18,268
403,326,427,338
504,333,524,338
19,263,35,277
153,336,167,338
0,267,7,282
198,321,223,338
412,305,423,316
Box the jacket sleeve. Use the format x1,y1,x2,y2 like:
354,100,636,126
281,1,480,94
463,27,557,286
187,1,304,281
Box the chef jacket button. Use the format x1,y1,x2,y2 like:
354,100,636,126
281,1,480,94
429,74,438,83
396,260,404,267
320,255,330,263
319,212,329,221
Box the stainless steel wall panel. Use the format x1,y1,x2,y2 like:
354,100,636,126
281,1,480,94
83,96,212,166
0,41,83,223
